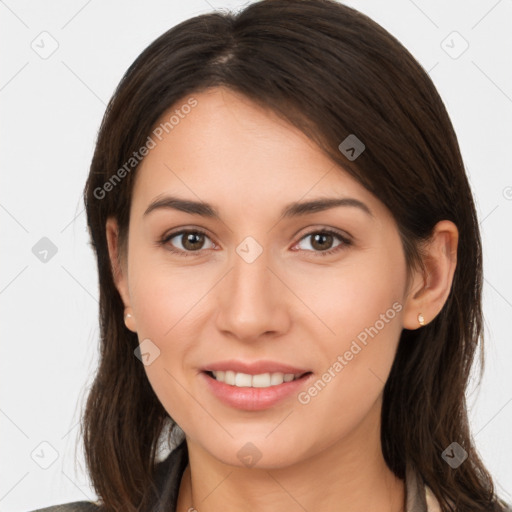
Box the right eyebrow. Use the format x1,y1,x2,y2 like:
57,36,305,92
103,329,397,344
144,195,220,219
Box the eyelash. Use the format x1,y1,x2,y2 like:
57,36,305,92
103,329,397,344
158,228,352,258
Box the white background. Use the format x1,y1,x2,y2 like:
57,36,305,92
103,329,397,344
1,0,511,510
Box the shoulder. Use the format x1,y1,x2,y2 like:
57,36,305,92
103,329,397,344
29,441,188,512
27,500,101,512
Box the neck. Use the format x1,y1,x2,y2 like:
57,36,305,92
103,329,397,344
176,400,404,512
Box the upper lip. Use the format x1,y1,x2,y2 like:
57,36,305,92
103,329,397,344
202,360,311,376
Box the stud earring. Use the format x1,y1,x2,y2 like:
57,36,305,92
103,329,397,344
124,312,133,323
418,313,425,326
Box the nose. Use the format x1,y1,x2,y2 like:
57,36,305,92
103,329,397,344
215,243,291,342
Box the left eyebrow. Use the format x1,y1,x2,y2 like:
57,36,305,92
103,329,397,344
279,197,373,220
143,195,373,220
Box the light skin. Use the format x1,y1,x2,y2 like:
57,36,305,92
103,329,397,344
106,86,458,512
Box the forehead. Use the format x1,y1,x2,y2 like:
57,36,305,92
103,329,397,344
130,87,381,220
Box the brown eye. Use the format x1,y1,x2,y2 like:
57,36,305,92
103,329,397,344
295,229,352,256
161,230,215,255
310,232,335,251
180,232,206,251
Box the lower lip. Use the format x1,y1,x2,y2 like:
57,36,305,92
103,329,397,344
201,371,313,411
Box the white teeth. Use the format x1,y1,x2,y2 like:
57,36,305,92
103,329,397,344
225,370,235,385
211,371,300,388
235,372,252,387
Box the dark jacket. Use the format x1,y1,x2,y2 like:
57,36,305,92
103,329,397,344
29,441,510,512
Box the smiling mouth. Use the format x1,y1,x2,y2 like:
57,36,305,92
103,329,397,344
204,370,312,388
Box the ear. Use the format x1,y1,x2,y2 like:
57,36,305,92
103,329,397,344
106,217,136,332
402,220,458,329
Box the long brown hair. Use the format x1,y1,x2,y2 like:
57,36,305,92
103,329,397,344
82,1,505,510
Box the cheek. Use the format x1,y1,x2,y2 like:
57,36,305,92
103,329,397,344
127,255,208,423
289,248,405,349
291,284,403,445
128,249,212,343
291,248,405,406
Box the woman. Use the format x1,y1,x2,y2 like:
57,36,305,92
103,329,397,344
30,0,510,511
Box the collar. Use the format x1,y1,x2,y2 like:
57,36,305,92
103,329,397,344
405,460,441,512
152,441,441,512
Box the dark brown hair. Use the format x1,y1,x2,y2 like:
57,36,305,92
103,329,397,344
82,1,505,510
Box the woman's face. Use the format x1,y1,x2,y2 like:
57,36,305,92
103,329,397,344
110,86,413,468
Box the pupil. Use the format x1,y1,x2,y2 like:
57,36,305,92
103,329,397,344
313,233,332,250
184,233,203,250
